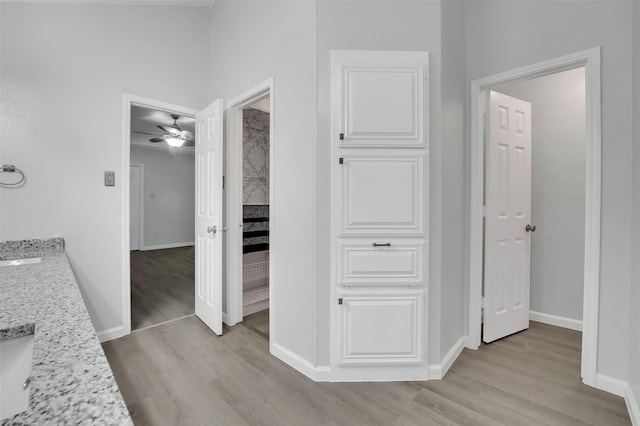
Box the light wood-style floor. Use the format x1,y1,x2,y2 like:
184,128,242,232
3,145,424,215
130,246,194,331
103,317,630,426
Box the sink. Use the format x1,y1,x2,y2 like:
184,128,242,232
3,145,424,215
0,258,41,267
0,334,34,420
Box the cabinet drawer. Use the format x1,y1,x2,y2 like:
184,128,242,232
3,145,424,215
337,290,424,366
338,239,424,286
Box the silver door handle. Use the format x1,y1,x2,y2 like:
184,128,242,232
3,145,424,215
222,227,228,232
207,226,217,234
525,224,536,232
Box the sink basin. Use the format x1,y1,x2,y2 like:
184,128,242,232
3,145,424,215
0,333,34,420
0,258,41,267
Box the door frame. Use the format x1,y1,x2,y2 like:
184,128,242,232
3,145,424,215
225,79,274,339
121,94,199,336
129,162,145,251
467,48,601,387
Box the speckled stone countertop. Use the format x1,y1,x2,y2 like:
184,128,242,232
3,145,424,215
0,238,132,425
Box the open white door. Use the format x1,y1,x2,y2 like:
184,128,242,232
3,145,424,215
483,90,532,343
195,99,224,336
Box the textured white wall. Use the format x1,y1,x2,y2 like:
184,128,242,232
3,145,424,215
130,146,195,248
497,68,586,323
0,3,209,334
464,0,633,381
629,0,640,407
209,0,317,363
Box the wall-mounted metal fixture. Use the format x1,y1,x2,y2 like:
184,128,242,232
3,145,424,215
0,165,26,187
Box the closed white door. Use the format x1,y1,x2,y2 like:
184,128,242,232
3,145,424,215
195,99,224,336
483,90,532,343
129,165,142,251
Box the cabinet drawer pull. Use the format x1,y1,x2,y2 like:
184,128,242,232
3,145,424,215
372,242,391,247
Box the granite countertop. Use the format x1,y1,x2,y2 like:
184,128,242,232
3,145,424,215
0,238,132,425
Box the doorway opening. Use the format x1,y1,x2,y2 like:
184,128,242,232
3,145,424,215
468,48,601,387
121,95,199,336
224,80,273,344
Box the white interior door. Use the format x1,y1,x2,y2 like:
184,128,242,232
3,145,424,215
195,99,224,336
483,90,532,343
129,165,142,251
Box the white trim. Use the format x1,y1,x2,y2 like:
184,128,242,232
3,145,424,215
428,336,466,380
467,48,601,388
530,311,582,331
225,79,274,332
122,94,199,337
625,384,640,426
129,163,144,251
271,343,330,382
141,242,195,251
243,299,269,317
97,326,127,343
594,373,627,397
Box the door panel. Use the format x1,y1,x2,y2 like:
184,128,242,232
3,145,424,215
338,291,424,366
483,91,532,343
338,239,424,286
340,154,424,235
195,99,224,336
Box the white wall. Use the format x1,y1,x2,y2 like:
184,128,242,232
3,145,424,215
316,0,449,366
629,0,640,410
209,0,317,363
0,3,209,335
464,0,633,381
130,146,195,249
439,0,467,360
496,68,586,323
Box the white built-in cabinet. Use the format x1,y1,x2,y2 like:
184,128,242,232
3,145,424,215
330,50,429,381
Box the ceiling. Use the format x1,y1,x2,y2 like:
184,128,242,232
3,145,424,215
130,105,195,153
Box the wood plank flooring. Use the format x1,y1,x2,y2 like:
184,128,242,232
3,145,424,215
102,318,630,426
130,246,194,331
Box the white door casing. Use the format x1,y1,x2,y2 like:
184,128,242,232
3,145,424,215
129,164,142,251
483,91,532,343
195,99,224,336
330,50,429,381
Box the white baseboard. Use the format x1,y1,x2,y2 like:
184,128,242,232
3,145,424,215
594,373,627,397
625,384,640,426
141,242,195,251
530,311,582,331
270,342,330,382
97,325,127,343
428,336,466,379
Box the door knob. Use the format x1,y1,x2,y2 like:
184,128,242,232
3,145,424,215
525,224,536,232
207,226,217,234
222,226,228,232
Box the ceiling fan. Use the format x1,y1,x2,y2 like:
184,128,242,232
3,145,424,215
134,114,194,147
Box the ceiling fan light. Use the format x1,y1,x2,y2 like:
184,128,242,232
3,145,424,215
166,137,184,147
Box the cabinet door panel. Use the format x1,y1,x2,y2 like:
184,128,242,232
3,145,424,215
338,292,424,366
339,239,424,286
341,154,424,235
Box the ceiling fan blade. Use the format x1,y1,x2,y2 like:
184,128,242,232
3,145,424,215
181,130,194,140
149,137,168,143
157,125,180,136
132,130,164,136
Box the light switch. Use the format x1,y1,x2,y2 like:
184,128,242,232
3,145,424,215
104,171,115,187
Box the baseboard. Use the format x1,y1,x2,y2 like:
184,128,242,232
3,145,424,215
625,384,640,426
594,373,627,397
141,242,195,251
270,342,330,382
97,325,127,343
428,336,466,379
530,311,582,331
